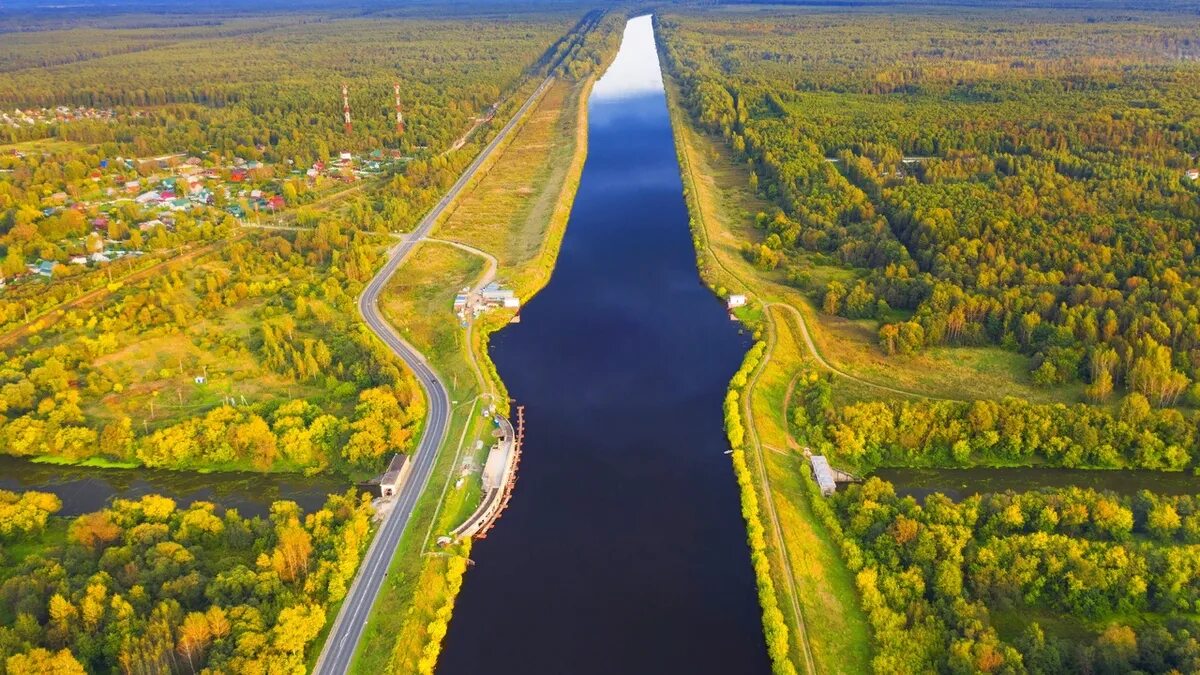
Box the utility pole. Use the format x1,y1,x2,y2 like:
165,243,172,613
394,82,405,135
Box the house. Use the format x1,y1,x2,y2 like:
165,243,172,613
810,455,838,496
267,195,285,210
31,260,57,278
138,219,164,231
135,190,162,205
229,169,247,182
453,293,468,310
70,256,88,265
90,252,111,264
169,198,191,211
1187,169,1200,181
727,294,747,309
124,180,141,193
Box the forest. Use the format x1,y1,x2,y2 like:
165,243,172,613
660,8,1200,405
0,489,373,673
661,6,1200,674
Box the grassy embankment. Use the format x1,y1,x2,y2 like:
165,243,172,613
664,62,872,674
349,73,593,675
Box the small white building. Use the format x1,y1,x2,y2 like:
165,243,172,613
727,294,747,310
379,453,412,498
481,282,517,306
1187,169,1200,181
810,455,838,496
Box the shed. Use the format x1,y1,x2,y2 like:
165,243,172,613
727,294,747,310
379,453,412,498
810,455,838,496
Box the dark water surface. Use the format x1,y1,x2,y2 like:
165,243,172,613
0,455,345,518
877,466,1200,502
439,16,770,675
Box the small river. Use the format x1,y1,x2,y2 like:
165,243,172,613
0,455,346,518
439,16,770,675
876,466,1200,502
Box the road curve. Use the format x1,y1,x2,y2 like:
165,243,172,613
313,74,556,675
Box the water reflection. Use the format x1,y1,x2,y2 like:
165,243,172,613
0,455,346,518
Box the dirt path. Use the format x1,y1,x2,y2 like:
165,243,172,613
767,303,949,402
742,305,819,675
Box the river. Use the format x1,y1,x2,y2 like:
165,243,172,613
0,455,346,518
439,15,770,675
875,466,1200,502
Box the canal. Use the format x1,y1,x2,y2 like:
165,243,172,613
0,455,346,518
439,15,770,675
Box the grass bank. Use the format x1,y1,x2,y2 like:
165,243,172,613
662,42,874,675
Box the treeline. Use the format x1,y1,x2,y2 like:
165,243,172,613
657,10,1200,403
0,490,372,673
790,370,1199,471
0,16,573,159
826,478,1200,673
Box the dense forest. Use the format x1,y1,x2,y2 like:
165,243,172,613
822,478,1200,673
660,9,1200,405
0,489,373,672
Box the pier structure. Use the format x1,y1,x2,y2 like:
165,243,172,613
450,405,524,540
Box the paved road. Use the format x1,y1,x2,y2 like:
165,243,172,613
313,74,555,675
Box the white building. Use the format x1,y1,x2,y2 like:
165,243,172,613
810,455,838,496
727,294,747,309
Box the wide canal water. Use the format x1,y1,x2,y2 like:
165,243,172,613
439,16,770,675
0,455,345,518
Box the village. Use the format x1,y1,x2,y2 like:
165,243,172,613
0,145,404,286
1,105,122,128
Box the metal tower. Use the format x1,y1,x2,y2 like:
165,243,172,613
342,83,352,134
394,82,405,135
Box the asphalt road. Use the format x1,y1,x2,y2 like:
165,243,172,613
313,74,556,675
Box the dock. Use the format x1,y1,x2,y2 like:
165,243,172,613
450,405,525,540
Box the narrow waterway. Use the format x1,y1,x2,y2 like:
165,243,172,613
439,16,770,675
876,466,1200,502
0,455,345,518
